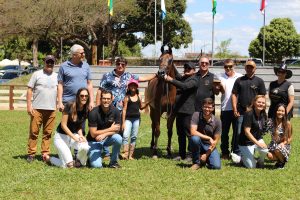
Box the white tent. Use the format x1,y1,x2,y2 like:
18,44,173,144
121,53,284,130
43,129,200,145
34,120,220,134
0,59,30,67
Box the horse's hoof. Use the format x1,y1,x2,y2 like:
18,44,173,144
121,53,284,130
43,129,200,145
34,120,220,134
152,155,158,159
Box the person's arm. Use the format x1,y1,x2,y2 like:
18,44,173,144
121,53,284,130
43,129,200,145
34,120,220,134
191,125,214,142
61,113,80,142
57,81,64,111
201,133,220,162
77,128,87,143
122,96,128,131
96,89,101,106
140,95,150,110
89,123,120,142
165,75,198,90
287,84,295,114
26,87,34,116
231,93,240,117
87,80,94,110
138,74,156,82
286,121,292,145
244,127,267,148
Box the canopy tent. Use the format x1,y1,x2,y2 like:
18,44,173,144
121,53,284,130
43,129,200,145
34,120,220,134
0,59,30,67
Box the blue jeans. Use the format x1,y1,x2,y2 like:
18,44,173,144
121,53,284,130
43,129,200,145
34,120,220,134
220,110,237,155
190,135,221,170
239,139,268,168
232,115,244,155
123,118,140,145
88,134,122,168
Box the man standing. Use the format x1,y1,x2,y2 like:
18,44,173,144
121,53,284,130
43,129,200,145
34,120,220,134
195,56,219,112
26,55,58,163
218,59,242,159
190,98,221,170
57,44,94,111
87,90,122,168
231,60,266,162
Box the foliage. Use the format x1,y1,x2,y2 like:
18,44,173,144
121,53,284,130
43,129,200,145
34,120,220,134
248,18,300,63
215,38,232,59
0,111,299,199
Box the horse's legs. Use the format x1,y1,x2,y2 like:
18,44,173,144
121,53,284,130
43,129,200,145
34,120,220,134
152,121,160,159
150,110,156,149
166,113,176,158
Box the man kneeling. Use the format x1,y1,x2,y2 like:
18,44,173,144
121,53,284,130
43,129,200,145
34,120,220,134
190,98,221,170
87,90,122,168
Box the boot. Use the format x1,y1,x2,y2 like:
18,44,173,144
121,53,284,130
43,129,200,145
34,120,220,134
121,144,129,160
129,144,135,160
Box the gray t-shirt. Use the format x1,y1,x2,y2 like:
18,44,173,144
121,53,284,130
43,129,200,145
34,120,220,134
57,60,91,103
28,69,58,110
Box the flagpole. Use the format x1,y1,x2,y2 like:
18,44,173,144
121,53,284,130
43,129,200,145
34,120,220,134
155,0,157,65
162,20,164,45
262,8,266,67
211,14,215,67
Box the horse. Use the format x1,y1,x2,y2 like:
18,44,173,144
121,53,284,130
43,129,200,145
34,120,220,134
145,45,177,158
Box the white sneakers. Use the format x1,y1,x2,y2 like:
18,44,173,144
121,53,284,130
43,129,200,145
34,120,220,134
231,153,241,164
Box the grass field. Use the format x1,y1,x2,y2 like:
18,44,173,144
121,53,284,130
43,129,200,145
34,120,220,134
0,111,299,200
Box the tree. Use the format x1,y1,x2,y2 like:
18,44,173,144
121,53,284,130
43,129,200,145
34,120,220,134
215,39,232,59
248,18,300,63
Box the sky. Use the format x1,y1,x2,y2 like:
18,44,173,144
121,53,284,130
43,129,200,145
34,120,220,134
141,0,300,58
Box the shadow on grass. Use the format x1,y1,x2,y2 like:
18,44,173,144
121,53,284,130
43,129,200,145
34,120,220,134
225,159,277,170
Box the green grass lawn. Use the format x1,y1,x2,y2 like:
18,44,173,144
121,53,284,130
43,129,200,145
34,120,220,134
0,111,299,200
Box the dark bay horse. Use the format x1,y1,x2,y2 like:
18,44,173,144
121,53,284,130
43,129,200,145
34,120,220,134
145,46,176,158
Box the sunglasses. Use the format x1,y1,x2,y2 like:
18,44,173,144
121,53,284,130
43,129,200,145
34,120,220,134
224,65,233,69
200,62,209,65
116,62,126,67
46,61,54,66
80,94,89,98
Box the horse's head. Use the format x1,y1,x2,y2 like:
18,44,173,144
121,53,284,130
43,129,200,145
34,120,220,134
159,45,174,76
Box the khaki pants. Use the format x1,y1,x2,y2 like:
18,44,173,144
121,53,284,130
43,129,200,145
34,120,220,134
27,109,56,156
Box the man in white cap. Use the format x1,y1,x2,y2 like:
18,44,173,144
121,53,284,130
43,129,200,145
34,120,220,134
26,55,58,163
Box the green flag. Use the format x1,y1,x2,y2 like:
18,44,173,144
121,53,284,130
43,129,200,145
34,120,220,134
108,0,113,16
212,0,217,16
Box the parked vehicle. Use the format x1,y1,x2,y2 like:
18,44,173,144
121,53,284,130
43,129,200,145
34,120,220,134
0,70,21,84
282,58,299,65
249,58,263,67
289,60,300,67
0,65,30,77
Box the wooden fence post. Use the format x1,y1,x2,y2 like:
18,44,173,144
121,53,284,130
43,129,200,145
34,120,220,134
9,85,14,110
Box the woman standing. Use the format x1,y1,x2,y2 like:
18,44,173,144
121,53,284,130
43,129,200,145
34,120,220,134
267,104,292,169
268,64,294,119
48,88,90,168
238,95,269,168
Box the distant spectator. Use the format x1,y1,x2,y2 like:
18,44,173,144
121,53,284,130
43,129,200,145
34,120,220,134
26,55,57,163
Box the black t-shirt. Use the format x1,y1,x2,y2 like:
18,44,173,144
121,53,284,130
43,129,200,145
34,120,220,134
194,71,215,112
232,75,266,114
56,102,87,134
86,105,120,141
239,109,266,146
125,95,140,119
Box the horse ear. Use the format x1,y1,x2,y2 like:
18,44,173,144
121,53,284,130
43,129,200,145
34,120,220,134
168,45,172,54
161,45,165,54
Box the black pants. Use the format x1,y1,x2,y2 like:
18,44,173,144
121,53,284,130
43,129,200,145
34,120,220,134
220,110,237,155
176,113,192,159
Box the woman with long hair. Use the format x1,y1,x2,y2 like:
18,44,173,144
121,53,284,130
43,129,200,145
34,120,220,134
47,88,90,168
267,103,292,169
238,95,269,168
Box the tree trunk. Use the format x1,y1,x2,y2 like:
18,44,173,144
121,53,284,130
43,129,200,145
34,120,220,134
32,38,38,67
91,42,97,65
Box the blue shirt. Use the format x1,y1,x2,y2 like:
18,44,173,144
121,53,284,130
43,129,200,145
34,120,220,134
58,60,92,103
99,70,139,111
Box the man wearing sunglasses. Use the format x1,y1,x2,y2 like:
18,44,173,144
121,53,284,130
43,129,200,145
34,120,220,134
26,55,58,163
218,59,242,160
231,60,266,163
194,56,219,113
57,44,94,112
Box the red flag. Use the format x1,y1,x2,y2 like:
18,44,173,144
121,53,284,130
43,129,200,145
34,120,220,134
260,0,267,14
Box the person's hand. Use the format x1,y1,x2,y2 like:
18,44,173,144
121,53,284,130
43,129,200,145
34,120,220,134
122,123,125,131
209,138,216,148
78,136,87,143
200,154,207,163
110,122,120,132
258,141,267,149
27,105,35,116
95,134,106,142
57,102,64,112
279,142,285,148
164,75,173,82
88,101,94,111
233,110,240,117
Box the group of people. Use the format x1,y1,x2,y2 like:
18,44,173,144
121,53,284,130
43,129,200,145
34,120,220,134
25,44,293,170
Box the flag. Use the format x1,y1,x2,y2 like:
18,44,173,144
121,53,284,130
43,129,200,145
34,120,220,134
212,0,217,17
161,0,166,20
108,0,113,16
260,0,267,14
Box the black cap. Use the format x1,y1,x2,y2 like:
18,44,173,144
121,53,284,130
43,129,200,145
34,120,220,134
184,62,196,69
274,64,293,79
45,55,55,62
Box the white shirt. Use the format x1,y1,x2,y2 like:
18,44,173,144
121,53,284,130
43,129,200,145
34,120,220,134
218,72,242,111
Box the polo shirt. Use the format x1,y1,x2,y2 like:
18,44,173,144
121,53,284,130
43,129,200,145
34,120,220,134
194,71,215,112
239,109,266,146
99,70,139,111
191,112,221,145
57,60,91,103
232,75,266,114
86,105,120,142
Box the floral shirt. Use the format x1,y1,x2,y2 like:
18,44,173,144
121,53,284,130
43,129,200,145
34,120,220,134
99,70,139,111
